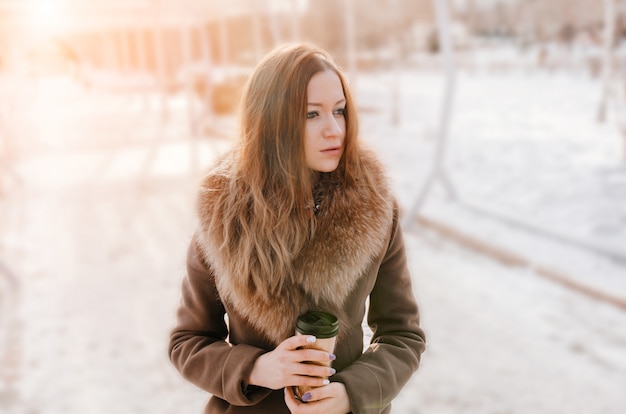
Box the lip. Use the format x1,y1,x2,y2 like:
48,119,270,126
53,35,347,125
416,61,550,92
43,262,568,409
320,146,342,154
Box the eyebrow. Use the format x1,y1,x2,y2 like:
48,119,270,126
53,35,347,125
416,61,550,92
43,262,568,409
307,98,346,107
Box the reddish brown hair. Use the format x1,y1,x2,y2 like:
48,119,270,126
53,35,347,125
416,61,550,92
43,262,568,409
211,43,364,296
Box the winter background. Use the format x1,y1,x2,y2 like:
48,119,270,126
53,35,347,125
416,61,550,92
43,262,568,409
1,1,626,413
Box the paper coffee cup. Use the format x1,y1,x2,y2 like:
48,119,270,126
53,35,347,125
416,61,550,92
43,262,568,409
293,311,339,401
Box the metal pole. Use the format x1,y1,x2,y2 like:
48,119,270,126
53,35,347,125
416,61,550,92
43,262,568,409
345,0,357,82
134,13,150,109
119,27,132,74
252,1,264,61
266,0,282,46
290,0,300,40
391,0,401,126
151,0,168,120
597,0,615,123
0,260,21,409
198,22,214,115
404,0,458,230
218,15,229,66
180,22,197,134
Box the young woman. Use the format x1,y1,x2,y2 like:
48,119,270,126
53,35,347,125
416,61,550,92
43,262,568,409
169,43,426,414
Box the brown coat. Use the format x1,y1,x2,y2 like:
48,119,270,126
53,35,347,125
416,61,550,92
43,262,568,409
169,149,426,413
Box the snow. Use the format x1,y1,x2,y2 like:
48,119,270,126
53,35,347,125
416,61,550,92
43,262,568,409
358,64,626,413
356,66,626,302
1,47,625,413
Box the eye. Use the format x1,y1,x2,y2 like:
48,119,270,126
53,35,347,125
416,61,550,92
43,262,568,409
307,111,319,119
333,107,346,116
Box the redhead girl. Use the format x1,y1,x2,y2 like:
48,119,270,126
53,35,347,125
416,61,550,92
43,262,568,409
169,43,425,414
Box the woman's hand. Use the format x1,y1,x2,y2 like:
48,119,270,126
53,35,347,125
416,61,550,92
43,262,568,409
284,382,351,414
248,334,336,390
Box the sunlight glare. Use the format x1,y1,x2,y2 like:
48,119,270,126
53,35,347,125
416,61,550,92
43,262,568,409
31,0,70,34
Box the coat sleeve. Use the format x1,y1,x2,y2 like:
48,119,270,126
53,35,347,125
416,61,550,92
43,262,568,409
168,235,272,406
332,208,426,413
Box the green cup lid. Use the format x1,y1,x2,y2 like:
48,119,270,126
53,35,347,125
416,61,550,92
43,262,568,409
296,311,339,338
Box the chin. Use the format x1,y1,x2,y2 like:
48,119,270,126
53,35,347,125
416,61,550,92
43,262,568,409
314,163,340,173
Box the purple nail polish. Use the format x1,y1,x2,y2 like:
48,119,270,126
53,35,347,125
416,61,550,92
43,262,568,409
302,392,312,402
329,353,336,361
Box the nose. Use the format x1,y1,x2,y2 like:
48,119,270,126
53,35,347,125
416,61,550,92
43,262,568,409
323,115,343,138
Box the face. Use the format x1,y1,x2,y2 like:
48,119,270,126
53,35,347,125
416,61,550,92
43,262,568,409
304,70,346,173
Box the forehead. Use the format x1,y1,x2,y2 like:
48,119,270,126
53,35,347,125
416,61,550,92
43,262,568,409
306,70,345,103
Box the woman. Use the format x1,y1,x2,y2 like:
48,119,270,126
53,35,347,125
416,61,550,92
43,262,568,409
169,43,426,414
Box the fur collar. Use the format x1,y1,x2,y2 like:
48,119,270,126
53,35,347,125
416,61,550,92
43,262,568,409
196,149,394,345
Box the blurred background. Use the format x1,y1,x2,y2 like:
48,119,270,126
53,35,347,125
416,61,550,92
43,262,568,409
1,0,626,413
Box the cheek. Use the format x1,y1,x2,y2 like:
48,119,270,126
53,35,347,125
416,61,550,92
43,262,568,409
304,125,315,159
305,121,321,144
305,121,320,139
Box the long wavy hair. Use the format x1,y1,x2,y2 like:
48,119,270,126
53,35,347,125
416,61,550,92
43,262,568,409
208,43,368,298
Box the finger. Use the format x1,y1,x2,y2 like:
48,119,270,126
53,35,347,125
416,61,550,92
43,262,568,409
290,373,331,388
278,334,317,351
295,348,335,363
284,386,301,410
295,361,336,379
299,381,338,403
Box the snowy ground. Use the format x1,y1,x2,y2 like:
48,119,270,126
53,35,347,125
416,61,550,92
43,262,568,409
355,66,626,305
361,65,626,413
1,54,625,413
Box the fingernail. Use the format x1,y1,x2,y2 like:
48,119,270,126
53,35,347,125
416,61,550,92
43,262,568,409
329,368,336,375
306,336,316,343
322,379,330,385
302,392,312,402
329,353,336,360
